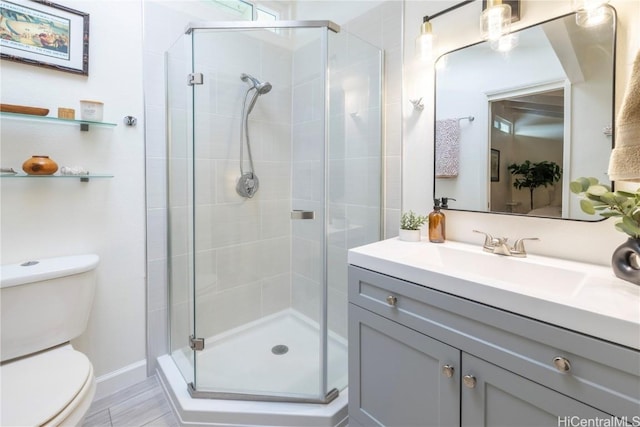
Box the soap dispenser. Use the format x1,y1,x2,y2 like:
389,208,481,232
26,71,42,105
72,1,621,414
429,198,446,243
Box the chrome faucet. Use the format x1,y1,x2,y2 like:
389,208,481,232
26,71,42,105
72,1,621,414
473,230,539,258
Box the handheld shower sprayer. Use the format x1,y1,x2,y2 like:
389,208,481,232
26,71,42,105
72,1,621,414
241,73,272,95
237,72,272,198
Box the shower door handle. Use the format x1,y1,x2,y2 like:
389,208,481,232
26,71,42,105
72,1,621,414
291,210,315,220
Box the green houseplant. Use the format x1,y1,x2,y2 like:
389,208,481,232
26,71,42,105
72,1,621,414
570,177,640,285
508,160,562,211
570,177,640,238
399,211,428,242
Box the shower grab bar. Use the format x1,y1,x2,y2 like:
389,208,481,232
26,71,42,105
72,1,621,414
291,210,315,220
186,20,340,34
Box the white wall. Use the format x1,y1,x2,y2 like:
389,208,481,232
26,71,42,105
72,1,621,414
404,0,640,266
0,0,146,397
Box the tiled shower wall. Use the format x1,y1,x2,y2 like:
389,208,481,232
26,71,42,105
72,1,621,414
144,1,403,374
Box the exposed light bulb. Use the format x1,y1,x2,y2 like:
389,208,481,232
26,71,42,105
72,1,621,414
491,33,519,53
480,0,511,41
573,0,612,27
416,20,434,61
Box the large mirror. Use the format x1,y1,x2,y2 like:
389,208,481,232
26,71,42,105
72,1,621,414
434,6,616,221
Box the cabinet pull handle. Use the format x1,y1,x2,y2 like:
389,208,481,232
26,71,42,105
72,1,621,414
442,365,455,378
553,357,572,373
463,375,477,388
386,295,398,306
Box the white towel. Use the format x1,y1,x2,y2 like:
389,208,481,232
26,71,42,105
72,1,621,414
435,119,460,178
608,49,640,182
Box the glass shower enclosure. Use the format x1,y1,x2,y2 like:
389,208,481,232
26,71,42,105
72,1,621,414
166,20,382,403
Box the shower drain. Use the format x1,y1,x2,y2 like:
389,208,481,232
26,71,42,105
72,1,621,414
271,344,289,355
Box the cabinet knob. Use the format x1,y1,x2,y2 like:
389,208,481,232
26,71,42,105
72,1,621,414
442,365,455,378
553,357,571,373
386,295,398,306
463,375,477,388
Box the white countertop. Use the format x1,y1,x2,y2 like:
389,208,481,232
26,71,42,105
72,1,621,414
348,238,640,350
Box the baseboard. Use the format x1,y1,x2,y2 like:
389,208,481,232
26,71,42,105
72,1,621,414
93,359,148,401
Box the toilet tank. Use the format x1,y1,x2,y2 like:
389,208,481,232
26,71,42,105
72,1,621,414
0,254,99,362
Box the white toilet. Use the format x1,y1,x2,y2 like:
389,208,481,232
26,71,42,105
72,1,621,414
1,254,99,426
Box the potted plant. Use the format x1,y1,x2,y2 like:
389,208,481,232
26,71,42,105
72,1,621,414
508,160,562,211
399,211,428,242
570,177,640,285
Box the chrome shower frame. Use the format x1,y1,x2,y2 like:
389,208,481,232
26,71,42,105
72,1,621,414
182,19,341,405
185,20,341,34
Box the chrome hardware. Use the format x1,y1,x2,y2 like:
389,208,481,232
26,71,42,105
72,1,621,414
123,116,137,126
463,375,477,388
386,295,398,306
290,210,315,220
188,72,203,86
189,335,205,351
473,230,539,258
553,357,571,373
442,365,455,378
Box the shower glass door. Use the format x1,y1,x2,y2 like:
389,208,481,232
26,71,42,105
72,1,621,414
189,24,329,402
167,20,382,404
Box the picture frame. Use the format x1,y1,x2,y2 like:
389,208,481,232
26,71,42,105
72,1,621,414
0,0,89,75
491,149,500,182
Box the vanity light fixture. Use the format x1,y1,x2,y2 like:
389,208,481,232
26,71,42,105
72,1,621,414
572,0,613,27
480,0,513,41
491,32,519,53
416,0,475,61
416,18,434,61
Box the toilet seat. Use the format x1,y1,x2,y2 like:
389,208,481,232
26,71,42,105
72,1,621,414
1,344,96,426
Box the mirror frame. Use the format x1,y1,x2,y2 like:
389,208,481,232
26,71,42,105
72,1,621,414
433,7,617,222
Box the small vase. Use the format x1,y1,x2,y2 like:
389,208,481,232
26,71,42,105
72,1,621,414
611,238,640,285
398,229,421,242
22,155,58,175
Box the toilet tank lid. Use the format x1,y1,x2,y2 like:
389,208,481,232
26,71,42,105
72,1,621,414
0,254,99,289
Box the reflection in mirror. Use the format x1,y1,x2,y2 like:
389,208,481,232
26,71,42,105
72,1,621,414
434,6,616,221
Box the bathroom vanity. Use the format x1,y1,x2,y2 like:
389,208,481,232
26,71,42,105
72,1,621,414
347,239,640,427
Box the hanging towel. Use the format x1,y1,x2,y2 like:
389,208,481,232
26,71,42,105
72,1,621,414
435,118,460,178
608,49,640,182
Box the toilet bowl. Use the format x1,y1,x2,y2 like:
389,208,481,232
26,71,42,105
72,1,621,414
1,344,96,426
0,254,99,426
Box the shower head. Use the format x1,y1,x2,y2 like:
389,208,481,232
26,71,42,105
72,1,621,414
241,73,272,95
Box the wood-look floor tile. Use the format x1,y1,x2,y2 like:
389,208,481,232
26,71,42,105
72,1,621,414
87,376,161,416
82,408,112,427
141,411,180,427
108,386,172,427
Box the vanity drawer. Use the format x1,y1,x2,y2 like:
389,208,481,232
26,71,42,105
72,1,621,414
349,265,640,419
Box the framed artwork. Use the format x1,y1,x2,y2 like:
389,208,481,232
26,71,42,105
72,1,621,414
491,149,500,182
0,0,89,75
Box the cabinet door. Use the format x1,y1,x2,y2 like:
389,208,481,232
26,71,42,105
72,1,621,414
461,353,612,427
349,304,460,427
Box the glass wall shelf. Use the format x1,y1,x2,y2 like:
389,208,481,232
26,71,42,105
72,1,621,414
0,112,117,131
0,173,114,182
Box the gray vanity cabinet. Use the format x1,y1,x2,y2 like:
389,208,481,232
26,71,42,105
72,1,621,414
349,304,460,427
460,353,609,427
348,265,640,427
